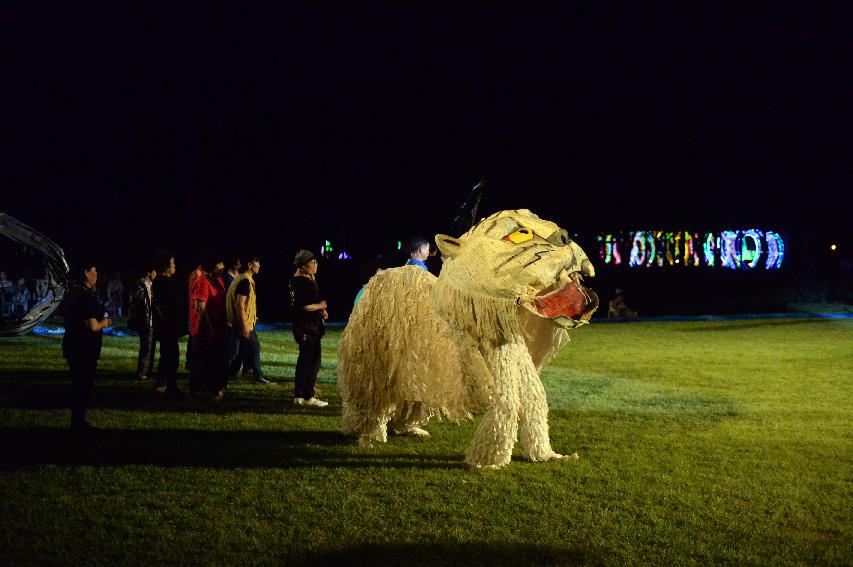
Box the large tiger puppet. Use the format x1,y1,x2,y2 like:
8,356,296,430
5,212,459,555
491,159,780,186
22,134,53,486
338,209,598,469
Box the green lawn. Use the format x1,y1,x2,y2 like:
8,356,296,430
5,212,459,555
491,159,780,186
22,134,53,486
1,319,851,566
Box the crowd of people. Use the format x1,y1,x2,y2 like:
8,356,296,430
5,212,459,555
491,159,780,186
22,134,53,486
61,235,612,433
13,235,628,434
0,269,50,317
61,248,335,434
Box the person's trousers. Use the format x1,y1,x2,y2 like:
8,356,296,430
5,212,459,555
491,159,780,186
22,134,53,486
227,329,262,379
188,335,206,394
185,335,195,370
293,333,322,399
227,338,251,376
68,356,97,427
156,334,179,389
136,324,155,379
190,335,228,393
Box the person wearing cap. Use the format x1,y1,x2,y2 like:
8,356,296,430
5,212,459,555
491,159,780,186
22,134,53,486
288,250,329,407
225,253,270,384
607,288,637,318
62,260,112,433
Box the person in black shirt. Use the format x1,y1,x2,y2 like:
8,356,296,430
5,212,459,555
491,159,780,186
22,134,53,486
127,261,157,382
62,260,112,433
152,251,185,397
288,250,329,407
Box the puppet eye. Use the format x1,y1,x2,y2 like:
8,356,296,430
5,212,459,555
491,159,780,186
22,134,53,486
503,228,534,243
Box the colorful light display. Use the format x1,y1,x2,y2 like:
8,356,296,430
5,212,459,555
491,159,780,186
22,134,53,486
599,229,785,270
597,234,622,265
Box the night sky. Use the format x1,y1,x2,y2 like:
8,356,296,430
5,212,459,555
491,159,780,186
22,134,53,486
3,3,850,268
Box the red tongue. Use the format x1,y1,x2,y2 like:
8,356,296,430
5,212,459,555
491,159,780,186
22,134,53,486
533,282,586,319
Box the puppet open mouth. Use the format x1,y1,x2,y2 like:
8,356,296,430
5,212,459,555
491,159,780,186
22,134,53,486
521,273,599,327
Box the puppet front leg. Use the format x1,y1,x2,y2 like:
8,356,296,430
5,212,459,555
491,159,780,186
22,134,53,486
464,342,522,469
517,352,579,463
464,393,519,469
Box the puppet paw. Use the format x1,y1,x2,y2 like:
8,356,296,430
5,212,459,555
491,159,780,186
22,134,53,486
398,426,430,437
551,452,580,462
466,462,502,470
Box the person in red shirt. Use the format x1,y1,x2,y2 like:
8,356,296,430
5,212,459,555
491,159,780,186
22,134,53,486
186,263,204,370
189,251,228,399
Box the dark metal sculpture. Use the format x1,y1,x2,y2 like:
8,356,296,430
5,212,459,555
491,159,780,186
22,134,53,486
0,212,68,336
451,178,487,234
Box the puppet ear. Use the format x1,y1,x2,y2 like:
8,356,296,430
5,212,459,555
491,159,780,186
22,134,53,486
435,234,463,258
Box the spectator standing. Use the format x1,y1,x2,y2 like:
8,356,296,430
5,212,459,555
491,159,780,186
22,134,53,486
222,252,251,378
186,263,204,370
189,251,228,399
222,253,241,291
62,261,112,433
152,251,186,397
405,237,430,271
288,250,329,407
225,253,270,385
128,262,157,382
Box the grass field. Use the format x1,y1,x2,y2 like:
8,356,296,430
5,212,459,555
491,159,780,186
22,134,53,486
1,318,851,565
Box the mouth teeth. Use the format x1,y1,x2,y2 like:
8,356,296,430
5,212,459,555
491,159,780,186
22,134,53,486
517,269,598,325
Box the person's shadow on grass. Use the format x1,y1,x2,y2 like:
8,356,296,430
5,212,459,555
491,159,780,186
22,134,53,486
0,427,464,470
0,370,334,416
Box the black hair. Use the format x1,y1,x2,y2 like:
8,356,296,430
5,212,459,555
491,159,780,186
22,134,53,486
197,248,223,274
224,250,242,270
238,252,260,273
138,257,157,276
407,236,430,256
153,250,174,273
67,256,98,284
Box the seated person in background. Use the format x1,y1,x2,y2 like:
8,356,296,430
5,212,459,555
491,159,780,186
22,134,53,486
13,278,31,315
35,272,50,302
0,271,13,316
0,271,13,294
608,289,637,318
106,272,124,317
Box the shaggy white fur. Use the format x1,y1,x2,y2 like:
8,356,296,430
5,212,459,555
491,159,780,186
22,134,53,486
338,209,598,468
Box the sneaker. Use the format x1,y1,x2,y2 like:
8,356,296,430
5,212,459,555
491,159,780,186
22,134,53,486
136,375,149,382
254,376,271,385
155,385,167,393
211,389,225,401
293,397,306,405
302,397,328,408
